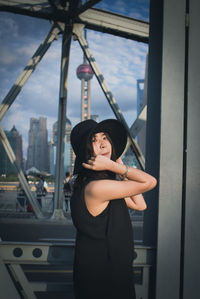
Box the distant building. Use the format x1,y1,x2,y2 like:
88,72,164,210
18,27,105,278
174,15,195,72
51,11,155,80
137,79,144,115
26,117,49,172
136,53,149,159
136,78,146,157
77,62,93,121
123,78,145,168
91,114,99,122
76,30,93,122
49,117,73,176
0,126,23,175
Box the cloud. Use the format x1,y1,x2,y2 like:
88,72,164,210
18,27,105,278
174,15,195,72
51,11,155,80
95,0,150,21
0,7,148,158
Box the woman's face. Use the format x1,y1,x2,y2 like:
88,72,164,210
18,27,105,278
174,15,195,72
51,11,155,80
91,132,112,159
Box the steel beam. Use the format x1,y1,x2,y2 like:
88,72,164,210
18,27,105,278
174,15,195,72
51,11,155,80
51,23,72,220
122,105,147,158
0,0,50,12
78,8,149,43
144,0,186,298
73,23,145,169
0,241,154,265
76,0,102,15
9,264,37,299
0,1,149,42
130,105,147,138
0,126,44,218
0,259,21,299
0,241,154,298
183,0,200,297
0,23,61,121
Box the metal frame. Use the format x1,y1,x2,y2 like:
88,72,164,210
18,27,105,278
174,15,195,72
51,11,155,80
0,23,61,219
52,23,73,220
0,2,149,42
0,126,44,218
183,0,200,297
144,0,186,296
0,259,21,299
1,1,200,299
0,241,154,299
0,23,61,121
143,0,200,298
73,23,145,169
0,1,148,219
78,7,149,43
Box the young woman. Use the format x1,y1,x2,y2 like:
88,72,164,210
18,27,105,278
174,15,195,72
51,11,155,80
70,119,157,299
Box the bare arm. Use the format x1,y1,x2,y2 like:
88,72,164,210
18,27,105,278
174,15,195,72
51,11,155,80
83,155,157,203
117,158,147,211
124,194,147,211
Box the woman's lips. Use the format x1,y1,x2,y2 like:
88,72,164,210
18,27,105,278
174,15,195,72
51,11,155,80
102,152,109,156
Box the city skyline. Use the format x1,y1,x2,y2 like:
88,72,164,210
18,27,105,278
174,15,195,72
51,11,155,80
0,125,23,175
0,1,149,158
13,115,74,170
26,117,49,172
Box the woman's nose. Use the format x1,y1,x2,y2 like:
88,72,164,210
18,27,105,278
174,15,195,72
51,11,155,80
100,140,106,148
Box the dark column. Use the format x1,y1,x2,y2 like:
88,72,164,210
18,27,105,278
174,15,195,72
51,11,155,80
52,24,72,219
144,0,186,298
183,0,200,297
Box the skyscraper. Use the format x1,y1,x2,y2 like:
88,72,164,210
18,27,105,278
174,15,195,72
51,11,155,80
123,79,145,168
49,117,73,176
91,114,99,122
136,78,146,157
137,79,144,115
136,53,149,158
0,126,23,175
26,117,49,172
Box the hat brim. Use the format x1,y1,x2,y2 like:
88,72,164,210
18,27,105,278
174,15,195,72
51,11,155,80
71,119,127,174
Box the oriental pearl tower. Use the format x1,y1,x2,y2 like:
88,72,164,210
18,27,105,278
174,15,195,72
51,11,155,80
76,31,93,121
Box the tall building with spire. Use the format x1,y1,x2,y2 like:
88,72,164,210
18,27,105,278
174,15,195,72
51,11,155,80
76,30,93,121
26,117,49,172
0,126,23,175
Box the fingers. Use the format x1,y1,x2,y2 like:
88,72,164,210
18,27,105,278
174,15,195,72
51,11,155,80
82,162,91,169
82,156,96,169
116,157,123,165
82,155,109,171
88,156,96,165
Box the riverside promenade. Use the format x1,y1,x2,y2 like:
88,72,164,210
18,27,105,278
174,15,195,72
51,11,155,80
0,186,143,243
0,187,76,242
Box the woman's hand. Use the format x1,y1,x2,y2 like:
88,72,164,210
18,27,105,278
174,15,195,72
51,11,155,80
82,155,113,171
116,157,147,210
116,157,124,165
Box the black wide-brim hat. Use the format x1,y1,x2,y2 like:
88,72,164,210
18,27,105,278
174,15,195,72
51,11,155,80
70,119,127,174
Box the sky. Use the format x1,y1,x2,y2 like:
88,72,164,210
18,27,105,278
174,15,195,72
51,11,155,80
0,0,149,158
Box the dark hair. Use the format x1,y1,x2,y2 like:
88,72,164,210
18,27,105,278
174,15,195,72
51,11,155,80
73,132,117,188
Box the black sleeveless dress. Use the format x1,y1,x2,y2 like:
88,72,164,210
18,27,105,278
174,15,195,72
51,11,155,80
70,179,136,299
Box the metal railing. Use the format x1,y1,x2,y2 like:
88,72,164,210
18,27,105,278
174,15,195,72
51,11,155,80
0,241,155,299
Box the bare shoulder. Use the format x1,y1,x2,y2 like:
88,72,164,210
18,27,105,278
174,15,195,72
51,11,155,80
85,179,114,197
